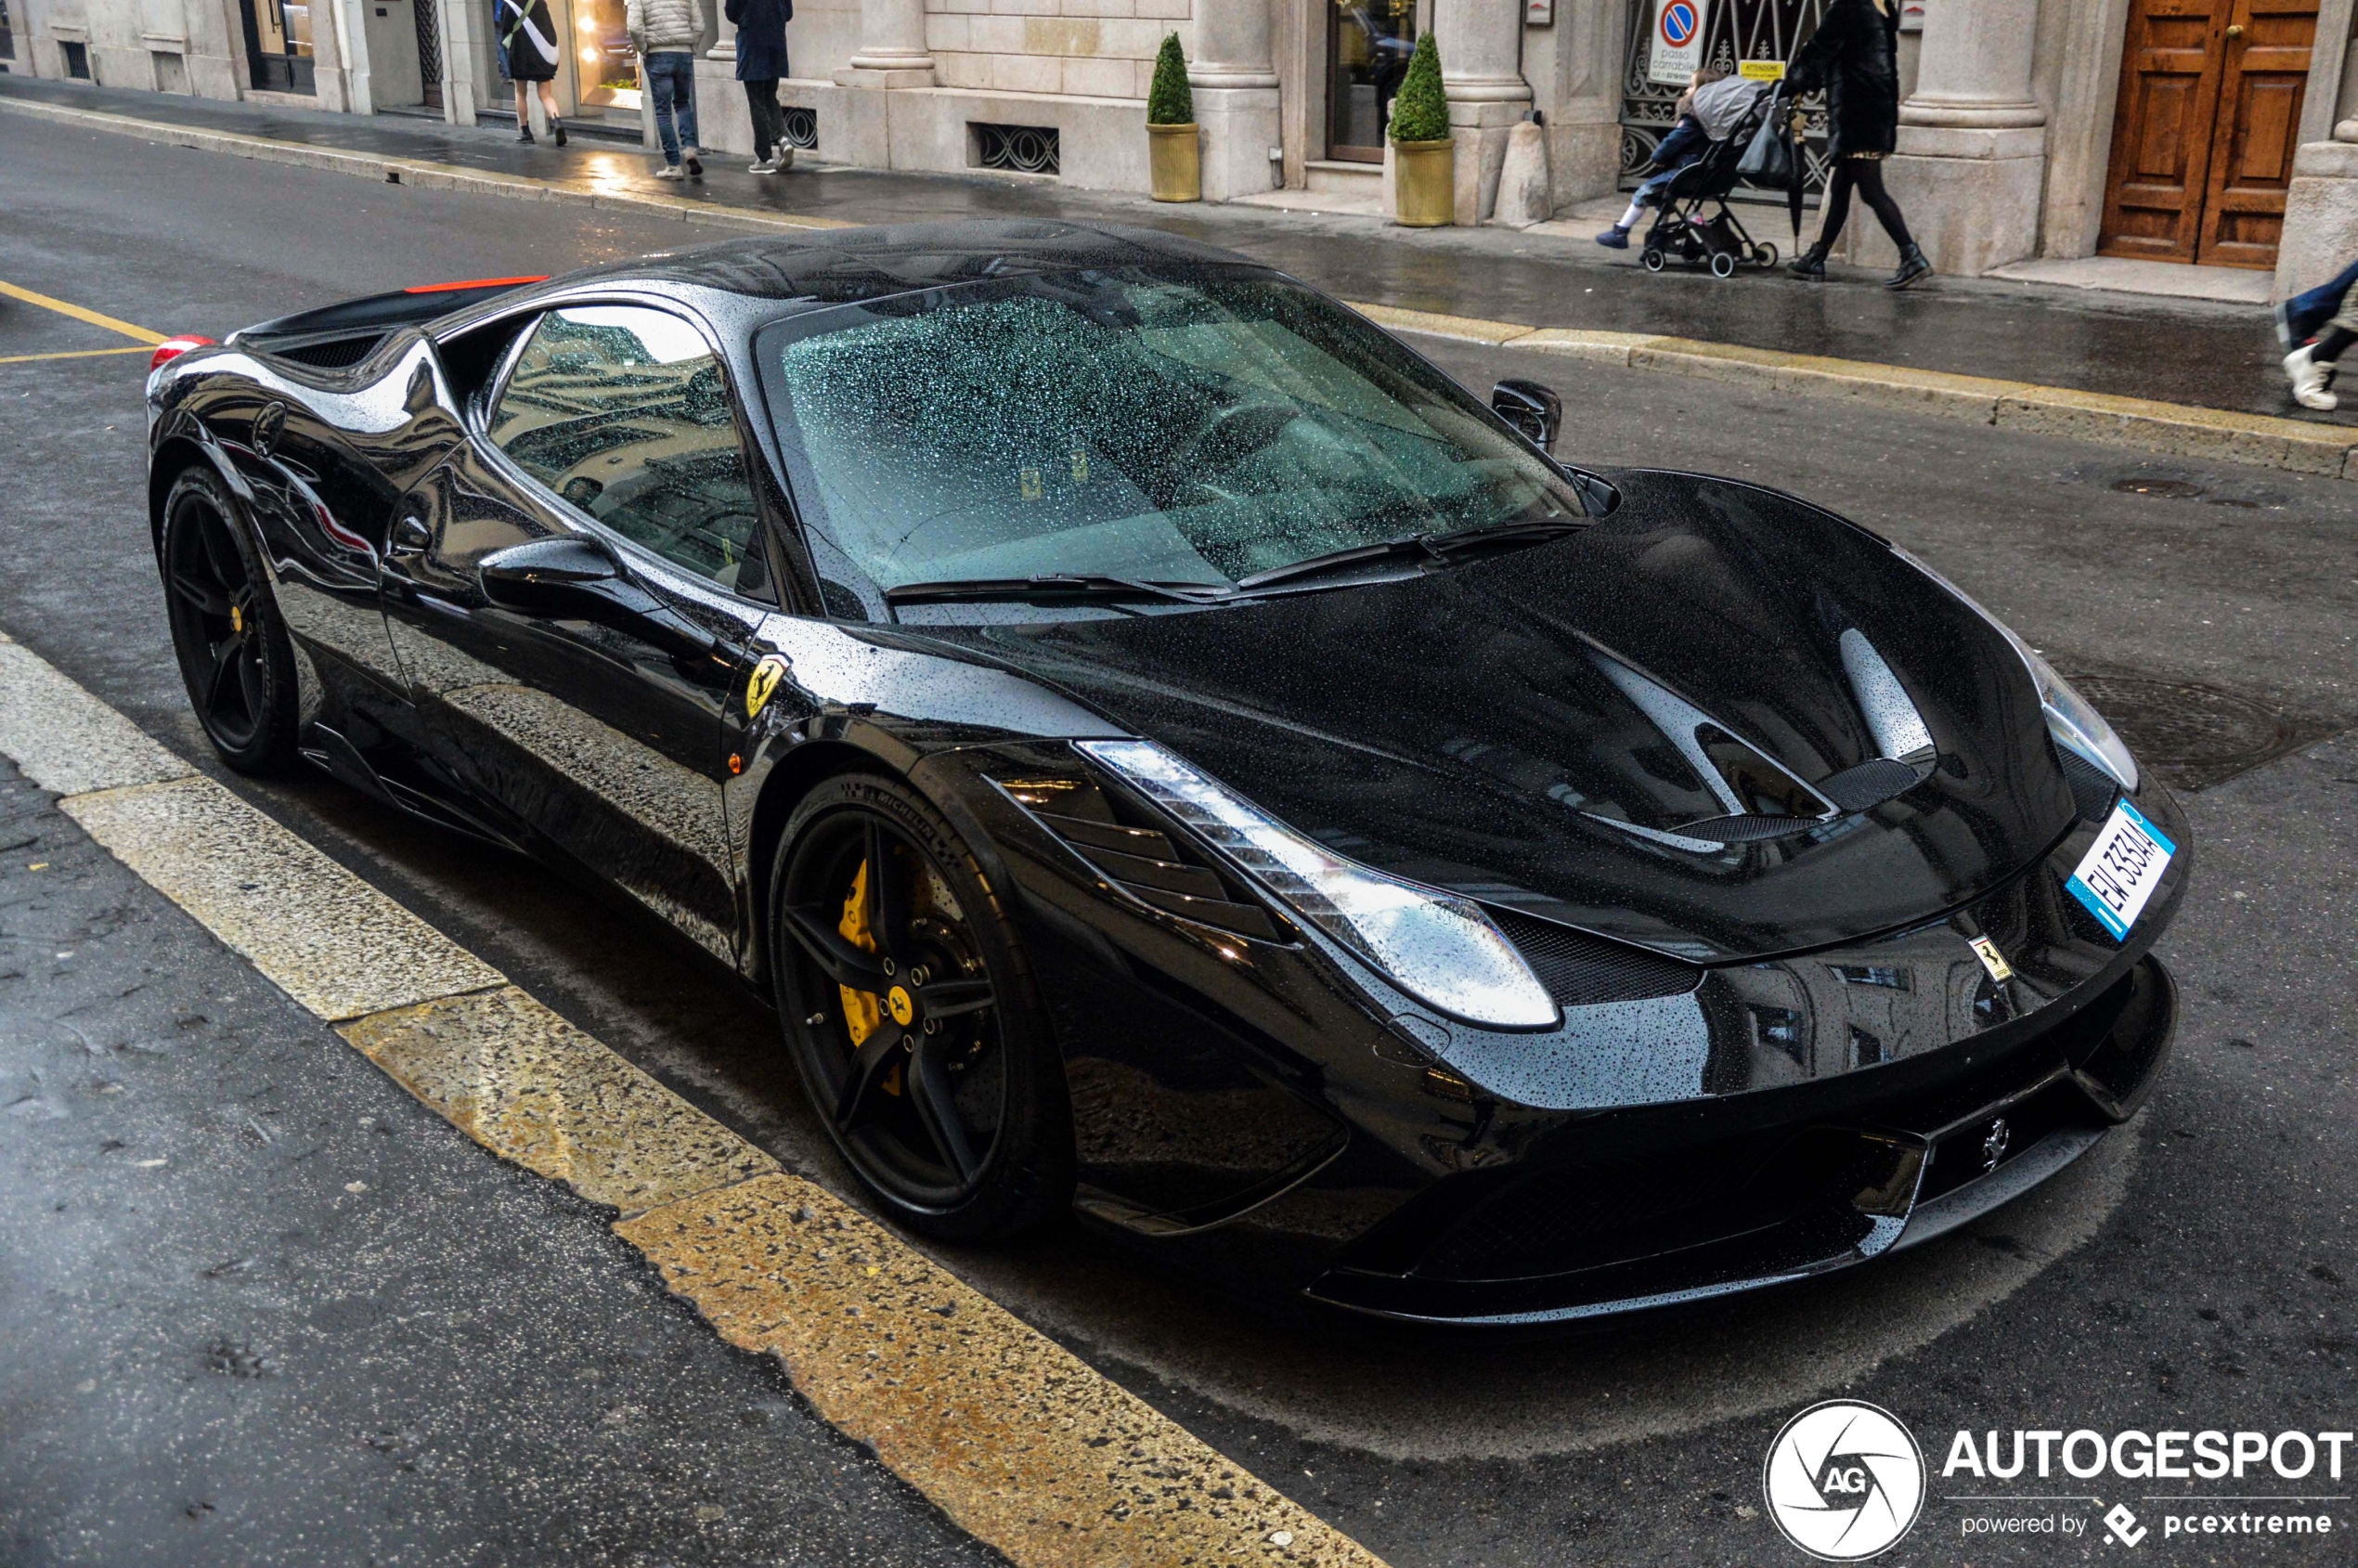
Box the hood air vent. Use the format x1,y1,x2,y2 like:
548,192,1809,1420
1486,909,1702,1006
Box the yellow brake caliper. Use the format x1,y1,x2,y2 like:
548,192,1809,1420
838,859,884,1048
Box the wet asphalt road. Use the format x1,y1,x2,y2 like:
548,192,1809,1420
2,117,2353,1567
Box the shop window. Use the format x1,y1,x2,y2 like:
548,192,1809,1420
1328,0,1416,163
572,0,641,112
240,0,317,93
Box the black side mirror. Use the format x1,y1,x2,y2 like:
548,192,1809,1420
479,534,717,661
1492,380,1562,453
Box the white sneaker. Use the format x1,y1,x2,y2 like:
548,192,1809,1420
773,147,795,171
2286,344,2339,410
749,156,780,174
654,163,685,180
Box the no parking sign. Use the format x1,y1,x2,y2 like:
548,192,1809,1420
1648,0,1711,84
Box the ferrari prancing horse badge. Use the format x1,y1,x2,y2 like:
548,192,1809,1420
745,653,791,719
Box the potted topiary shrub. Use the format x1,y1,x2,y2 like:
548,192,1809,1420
1389,32,1453,227
1146,34,1200,203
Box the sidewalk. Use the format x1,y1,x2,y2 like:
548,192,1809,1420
0,73,2330,425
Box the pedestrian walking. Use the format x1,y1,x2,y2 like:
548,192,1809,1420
1783,0,1929,289
2278,256,2358,409
495,0,565,146
628,0,705,179
726,0,793,175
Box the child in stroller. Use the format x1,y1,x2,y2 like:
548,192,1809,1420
1596,71,1780,277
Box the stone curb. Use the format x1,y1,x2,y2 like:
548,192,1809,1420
10,91,2346,480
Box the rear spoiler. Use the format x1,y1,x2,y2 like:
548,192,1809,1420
227,275,547,371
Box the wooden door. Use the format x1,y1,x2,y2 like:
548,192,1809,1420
2100,0,2232,263
2196,0,2318,266
2099,0,2316,268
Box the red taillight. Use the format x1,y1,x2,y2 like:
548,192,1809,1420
149,334,217,371
401,275,548,294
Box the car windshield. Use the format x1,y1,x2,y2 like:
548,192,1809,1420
753,268,1588,605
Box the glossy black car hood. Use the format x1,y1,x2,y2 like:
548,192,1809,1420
913,471,2078,962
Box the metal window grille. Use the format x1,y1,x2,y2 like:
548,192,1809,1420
62,38,91,77
1619,0,1832,200
783,105,817,151
413,0,444,109
973,123,1059,176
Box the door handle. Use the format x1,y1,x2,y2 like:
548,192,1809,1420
2225,22,2244,40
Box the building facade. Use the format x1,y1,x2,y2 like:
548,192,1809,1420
7,0,2358,294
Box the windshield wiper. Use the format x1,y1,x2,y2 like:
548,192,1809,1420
884,574,1238,607
1231,516,1587,595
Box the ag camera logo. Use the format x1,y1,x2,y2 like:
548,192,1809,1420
1763,1400,1926,1560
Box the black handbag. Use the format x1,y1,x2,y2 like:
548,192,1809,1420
1736,107,1794,185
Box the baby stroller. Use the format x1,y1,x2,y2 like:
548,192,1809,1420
1639,90,1782,279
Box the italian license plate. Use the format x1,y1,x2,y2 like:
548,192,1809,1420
2065,799,2176,941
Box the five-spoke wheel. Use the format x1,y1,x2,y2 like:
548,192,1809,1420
769,774,1070,1238
160,467,297,772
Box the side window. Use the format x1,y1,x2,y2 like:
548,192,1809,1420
488,305,771,597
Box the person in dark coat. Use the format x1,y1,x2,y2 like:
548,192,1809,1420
495,0,565,146
1783,0,1927,289
726,0,793,174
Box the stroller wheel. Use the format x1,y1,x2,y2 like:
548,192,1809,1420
1755,243,1779,268
1710,252,1737,279
1641,247,1666,273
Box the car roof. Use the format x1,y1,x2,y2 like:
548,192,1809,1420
540,219,1273,315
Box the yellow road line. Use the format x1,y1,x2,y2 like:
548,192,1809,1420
0,279,168,344
0,628,1389,1568
0,344,159,365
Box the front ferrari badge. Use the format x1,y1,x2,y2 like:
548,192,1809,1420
1968,935,2015,983
745,653,792,719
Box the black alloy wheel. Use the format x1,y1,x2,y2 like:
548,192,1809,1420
770,773,1071,1240
160,468,299,773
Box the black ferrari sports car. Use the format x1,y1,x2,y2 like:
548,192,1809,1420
143,221,2186,1325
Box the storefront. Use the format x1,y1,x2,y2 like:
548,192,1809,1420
239,0,316,92
1328,0,1418,162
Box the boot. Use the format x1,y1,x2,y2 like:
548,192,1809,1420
1887,242,1933,290
2285,344,2339,411
1788,244,1828,281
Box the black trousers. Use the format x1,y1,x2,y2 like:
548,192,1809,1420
1818,156,1915,254
744,78,784,159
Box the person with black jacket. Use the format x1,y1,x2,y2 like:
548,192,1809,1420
726,0,794,175
1783,0,1930,289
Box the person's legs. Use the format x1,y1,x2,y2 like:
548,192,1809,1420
669,55,700,162
1852,160,1932,288
537,80,564,144
2285,302,2358,410
1599,144,1698,247
2280,254,2358,347
648,55,683,165
745,79,774,164
1791,162,1856,278
513,80,535,140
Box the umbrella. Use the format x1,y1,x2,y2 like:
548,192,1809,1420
1782,99,1807,246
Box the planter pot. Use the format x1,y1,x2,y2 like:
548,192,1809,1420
1147,122,1201,203
1393,136,1456,227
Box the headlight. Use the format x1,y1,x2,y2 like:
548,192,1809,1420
1895,550,2138,793
1077,740,1561,1030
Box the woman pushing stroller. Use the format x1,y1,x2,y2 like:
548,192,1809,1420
1781,0,1931,289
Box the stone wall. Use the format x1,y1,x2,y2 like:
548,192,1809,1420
926,0,1190,102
